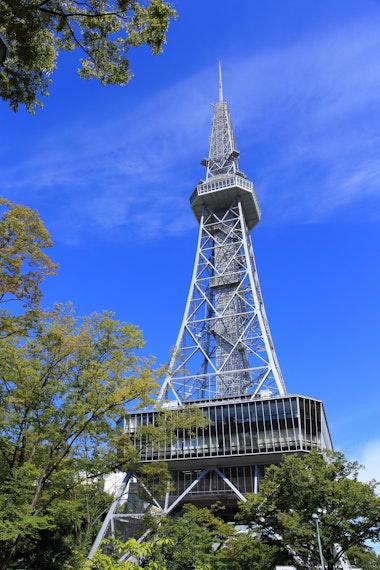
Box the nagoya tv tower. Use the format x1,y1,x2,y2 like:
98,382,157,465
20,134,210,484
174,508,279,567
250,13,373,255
159,63,285,404
89,66,332,558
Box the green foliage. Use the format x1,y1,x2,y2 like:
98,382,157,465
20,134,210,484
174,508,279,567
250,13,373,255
0,197,57,337
237,450,380,570
0,0,177,112
87,538,139,569
0,303,161,569
216,531,288,570
346,545,380,569
4,486,113,569
140,504,234,570
87,507,380,570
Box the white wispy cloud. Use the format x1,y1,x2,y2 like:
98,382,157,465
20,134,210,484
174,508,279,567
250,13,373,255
2,67,214,244
228,12,380,223
2,7,380,242
355,439,380,484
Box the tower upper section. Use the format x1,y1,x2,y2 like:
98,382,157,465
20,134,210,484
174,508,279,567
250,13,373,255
190,65,261,230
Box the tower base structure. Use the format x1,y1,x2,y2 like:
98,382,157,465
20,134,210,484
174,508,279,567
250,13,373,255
89,393,332,559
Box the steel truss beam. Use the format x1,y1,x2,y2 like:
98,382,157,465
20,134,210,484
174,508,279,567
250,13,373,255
158,199,285,403
88,466,248,561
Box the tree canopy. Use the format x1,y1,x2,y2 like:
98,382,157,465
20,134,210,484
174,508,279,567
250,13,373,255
86,484,380,570
141,504,233,570
237,450,380,570
0,197,57,337
87,504,234,570
0,0,177,113
0,303,161,568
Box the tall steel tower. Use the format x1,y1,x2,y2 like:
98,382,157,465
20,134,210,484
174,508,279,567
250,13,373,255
89,67,332,560
158,63,285,405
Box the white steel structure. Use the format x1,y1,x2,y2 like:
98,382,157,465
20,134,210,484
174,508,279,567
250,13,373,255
158,64,285,404
89,68,333,563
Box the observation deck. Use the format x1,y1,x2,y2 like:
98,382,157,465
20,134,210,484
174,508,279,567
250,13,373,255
190,174,261,230
124,394,332,471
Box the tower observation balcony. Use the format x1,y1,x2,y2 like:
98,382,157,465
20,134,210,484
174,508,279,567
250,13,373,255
190,174,261,230
125,394,332,470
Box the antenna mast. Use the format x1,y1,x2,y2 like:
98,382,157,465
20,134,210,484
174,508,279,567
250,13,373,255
218,61,224,102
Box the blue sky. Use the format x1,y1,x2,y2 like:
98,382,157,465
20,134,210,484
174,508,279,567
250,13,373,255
1,0,380,482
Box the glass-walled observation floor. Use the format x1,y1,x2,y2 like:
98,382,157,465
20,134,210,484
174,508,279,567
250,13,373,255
123,395,332,467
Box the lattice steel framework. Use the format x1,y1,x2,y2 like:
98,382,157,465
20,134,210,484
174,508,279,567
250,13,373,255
158,64,285,404
205,68,238,179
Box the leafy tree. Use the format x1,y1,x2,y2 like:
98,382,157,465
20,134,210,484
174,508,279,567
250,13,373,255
11,478,115,569
0,0,177,113
74,505,234,569
0,304,160,569
0,197,57,337
346,546,380,569
86,536,176,569
216,531,289,570
136,504,234,570
237,450,380,570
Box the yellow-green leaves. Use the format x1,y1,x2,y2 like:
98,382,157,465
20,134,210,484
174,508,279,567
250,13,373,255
0,304,161,567
0,197,57,309
0,197,58,338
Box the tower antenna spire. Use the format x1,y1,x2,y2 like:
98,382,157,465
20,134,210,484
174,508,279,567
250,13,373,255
203,61,240,179
218,60,223,102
